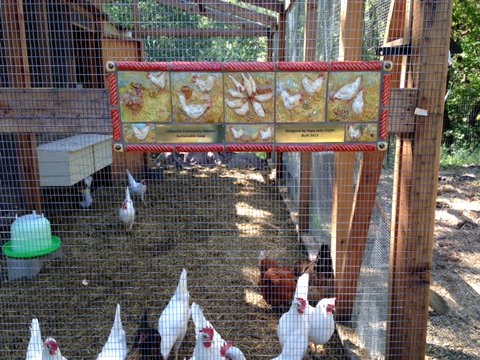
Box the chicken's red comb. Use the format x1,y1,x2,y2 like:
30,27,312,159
220,341,233,357
200,326,214,340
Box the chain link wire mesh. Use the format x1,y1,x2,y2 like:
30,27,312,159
0,0,462,359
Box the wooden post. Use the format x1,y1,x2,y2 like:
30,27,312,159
275,10,287,185
2,0,43,212
332,0,364,317
386,0,453,357
298,0,318,236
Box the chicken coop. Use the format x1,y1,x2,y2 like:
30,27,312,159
0,0,456,359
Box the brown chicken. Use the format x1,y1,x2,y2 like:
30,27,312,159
258,250,297,312
126,309,162,360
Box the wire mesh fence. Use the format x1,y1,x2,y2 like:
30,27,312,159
0,0,464,359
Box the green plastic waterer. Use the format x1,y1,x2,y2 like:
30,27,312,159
2,211,61,259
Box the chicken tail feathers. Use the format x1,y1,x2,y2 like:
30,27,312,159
191,302,205,331
113,304,123,333
295,273,310,301
125,187,132,203
176,268,188,295
27,318,43,358
126,169,135,186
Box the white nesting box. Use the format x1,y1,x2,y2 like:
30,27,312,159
37,134,112,186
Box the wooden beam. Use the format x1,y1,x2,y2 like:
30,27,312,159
238,0,283,13
0,89,111,133
133,0,140,37
382,0,413,88
135,28,268,38
275,10,287,186
193,0,277,28
386,0,453,357
1,0,43,212
334,0,366,322
157,0,267,32
298,0,319,236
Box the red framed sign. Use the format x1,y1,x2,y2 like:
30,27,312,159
106,61,391,153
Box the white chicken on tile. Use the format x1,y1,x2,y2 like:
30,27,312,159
260,127,272,141
331,76,362,101
272,273,310,360
132,124,152,141
351,87,364,114
279,88,302,110
348,125,362,141
148,72,167,90
97,304,128,360
159,269,191,360
192,75,217,93
190,302,224,360
178,93,212,120
119,187,135,231
307,297,336,346
231,128,244,140
302,75,325,96
126,169,147,203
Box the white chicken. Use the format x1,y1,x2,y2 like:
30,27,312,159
178,93,212,120
233,102,249,116
26,318,43,360
119,187,135,231
220,342,246,360
273,273,310,360
132,124,152,141
307,298,336,346
97,304,128,360
43,338,67,360
190,302,224,360
302,75,325,96
260,127,272,141
126,169,147,203
192,75,217,93
84,176,93,189
228,74,245,93
331,76,362,101
279,89,302,110
230,128,244,140
148,72,167,90
348,125,362,141
351,87,364,114
79,188,93,209
159,269,191,360
26,319,68,360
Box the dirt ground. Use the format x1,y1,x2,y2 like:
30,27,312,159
427,166,480,359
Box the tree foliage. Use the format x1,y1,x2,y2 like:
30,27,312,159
445,0,480,149
104,0,267,62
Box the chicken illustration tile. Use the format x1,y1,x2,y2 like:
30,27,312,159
224,72,275,123
327,71,381,122
225,124,274,143
118,71,171,123
171,72,223,123
276,72,327,123
123,123,156,143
